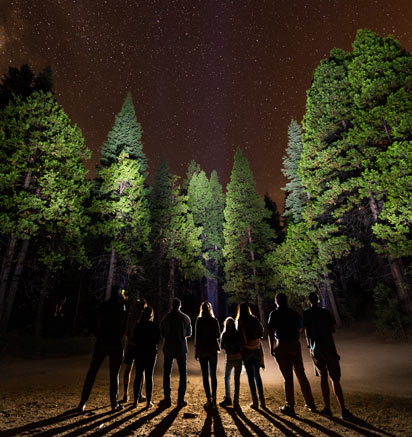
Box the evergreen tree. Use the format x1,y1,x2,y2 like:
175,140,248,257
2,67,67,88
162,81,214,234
181,159,201,193
187,169,225,312
281,119,307,223
0,91,91,334
264,194,284,244
100,92,147,172
223,148,274,324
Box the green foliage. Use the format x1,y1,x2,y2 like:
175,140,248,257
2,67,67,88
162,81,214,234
281,119,307,223
0,91,91,269
91,151,150,267
223,148,274,302
100,92,147,172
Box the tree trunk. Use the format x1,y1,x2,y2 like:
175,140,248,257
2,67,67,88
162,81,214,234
0,238,30,335
72,272,84,335
168,257,176,310
0,236,17,320
323,272,342,328
369,194,412,315
105,248,117,301
35,268,51,337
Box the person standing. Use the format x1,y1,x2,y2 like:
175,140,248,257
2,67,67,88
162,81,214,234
121,297,146,403
78,285,127,412
159,298,192,408
219,317,243,410
195,301,221,409
268,293,316,416
303,292,352,419
236,302,266,409
132,305,161,409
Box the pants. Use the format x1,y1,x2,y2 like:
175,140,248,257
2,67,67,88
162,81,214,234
274,339,314,407
244,359,264,399
163,352,187,401
134,353,157,403
224,358,242,401
199,354,218,400
80,340,123,408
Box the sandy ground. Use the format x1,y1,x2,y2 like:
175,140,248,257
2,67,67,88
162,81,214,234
1,330,412,436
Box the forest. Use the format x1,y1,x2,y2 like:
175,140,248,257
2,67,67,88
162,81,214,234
0,29,411,342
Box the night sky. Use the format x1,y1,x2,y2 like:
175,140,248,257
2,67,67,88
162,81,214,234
1,0,412,209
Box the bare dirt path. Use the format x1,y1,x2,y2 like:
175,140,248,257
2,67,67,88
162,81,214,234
1,330,411,436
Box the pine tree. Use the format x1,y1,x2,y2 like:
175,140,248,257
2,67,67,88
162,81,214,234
281,119,307,224
100,92,147,172
187,169,225,313
0,91,91,333
223,148,274,324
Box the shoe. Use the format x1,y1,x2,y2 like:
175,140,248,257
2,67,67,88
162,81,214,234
178,399,188,408
132,401,137,408
259,397,266,409
341,409,353,420
304,403,317,412
111,403,125,412
219,397,232,407
320,407,332,417
77,402,86,412
204,398,213,409
233,401,241,411
146,401,154,409
120,395,129,403
280,405,295,416
158,398,172,408
139,395,147,403
250,399,259,410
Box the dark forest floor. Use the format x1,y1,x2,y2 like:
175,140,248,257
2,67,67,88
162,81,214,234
1,329,412,436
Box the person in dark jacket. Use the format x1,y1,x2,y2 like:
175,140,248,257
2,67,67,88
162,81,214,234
303,292,352,419
268,292,315,416
219,317,243,409
236,302,265,409
78,285,127,412
159,298,192,408
195,301,221,409
132,305,161,409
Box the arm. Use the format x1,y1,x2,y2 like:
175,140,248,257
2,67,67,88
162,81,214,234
268,329,275,356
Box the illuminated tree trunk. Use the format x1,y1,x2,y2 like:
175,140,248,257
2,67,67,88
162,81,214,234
369,194,412,315
168,257,176,310
0,238,30,335
323,272,342,328
35,269,50,337
105,248,117,301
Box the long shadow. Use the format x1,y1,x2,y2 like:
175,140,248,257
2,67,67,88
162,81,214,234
259,407,312,437
0,407,106,437
89,405,163,437
220,406,257,437
146,405,182,437
329,415,397,437
236,409,271,437
34,407,127,437
294,415,343,437
200,409,226,437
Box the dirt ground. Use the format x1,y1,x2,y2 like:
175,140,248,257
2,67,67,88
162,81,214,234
1,329,412,436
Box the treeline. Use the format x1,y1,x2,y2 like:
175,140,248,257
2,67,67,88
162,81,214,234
0,29,411,339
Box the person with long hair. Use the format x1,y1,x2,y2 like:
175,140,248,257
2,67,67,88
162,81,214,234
132,305,161,409
219,317,243,409
236,302,265,409
195,301,221,409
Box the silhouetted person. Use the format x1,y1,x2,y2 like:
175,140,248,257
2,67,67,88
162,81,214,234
219,317,243,410
121,297,146,403
132,305,161,409
195,301,221,409
237,302,265,409
303,292,352,419
78,285,127,412
268,293,315,416
159,298,192,408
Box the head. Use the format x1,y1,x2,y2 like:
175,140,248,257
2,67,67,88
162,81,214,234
223,316,236,333
141,305,154,322
136,297,147,312
308,292,320,307
235,302,252,323
198,301,215,318
275,293,288,308
110,285,125,302
172,297,181,311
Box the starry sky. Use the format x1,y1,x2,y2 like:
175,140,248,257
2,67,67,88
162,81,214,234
1,0,412,209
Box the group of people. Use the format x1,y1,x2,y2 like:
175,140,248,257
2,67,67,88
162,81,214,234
78,286,352,420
